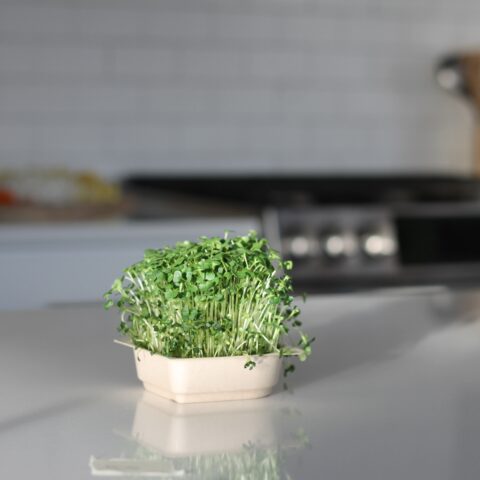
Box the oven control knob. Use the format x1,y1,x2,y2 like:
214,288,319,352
284,235,319,259
361,233,397,258
321,232,357,260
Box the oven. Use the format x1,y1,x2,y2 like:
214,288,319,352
124,175,480,292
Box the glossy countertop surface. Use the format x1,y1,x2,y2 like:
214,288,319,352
2,287,480,479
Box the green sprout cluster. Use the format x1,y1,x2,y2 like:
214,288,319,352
104,232,312,364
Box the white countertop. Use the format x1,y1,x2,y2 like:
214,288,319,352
0,218,259,310
2,287,480,479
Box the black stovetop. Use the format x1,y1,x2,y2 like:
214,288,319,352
124,175,480,208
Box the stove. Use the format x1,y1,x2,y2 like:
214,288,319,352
125,175,480,291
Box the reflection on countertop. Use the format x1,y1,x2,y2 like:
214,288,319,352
90,392,309,478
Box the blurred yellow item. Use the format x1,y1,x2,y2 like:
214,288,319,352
0,167,121,207
0,167,126,222
77,171,121,205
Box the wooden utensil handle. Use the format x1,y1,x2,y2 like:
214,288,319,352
474,122,480,176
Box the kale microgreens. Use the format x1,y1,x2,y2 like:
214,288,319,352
104,231,313,372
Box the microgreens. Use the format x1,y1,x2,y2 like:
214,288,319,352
104,231,312,368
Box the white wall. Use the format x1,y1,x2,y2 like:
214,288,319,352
0,0,478,177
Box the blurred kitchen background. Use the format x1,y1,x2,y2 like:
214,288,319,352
3,0,480,309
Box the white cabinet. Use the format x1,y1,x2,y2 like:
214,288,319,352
0,218,258,310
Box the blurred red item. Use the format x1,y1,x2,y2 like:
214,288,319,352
0,189,16,205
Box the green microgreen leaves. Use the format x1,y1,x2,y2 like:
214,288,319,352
104,231,312,372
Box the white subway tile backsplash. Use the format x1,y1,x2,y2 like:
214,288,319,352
74,7,146,37
0,45,33,74
31,125,104,151
113,48,175,77
181,51,247,79
31,46,106,76
0,0,477,175
0,125,34,150
0,4,76,36
182,125,240,150
138,88,211,115
147,11,210,39
214,90,274,115
251,51,305,79
210,13,277,41
104,125,176,152
0,86,140,114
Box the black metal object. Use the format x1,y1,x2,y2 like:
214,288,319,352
124,175,480,292
124,175,480,208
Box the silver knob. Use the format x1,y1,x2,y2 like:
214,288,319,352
284,235,319,259
321,232,357,260
361,233,397,258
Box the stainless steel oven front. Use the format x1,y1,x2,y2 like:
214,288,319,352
263,202,480,292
